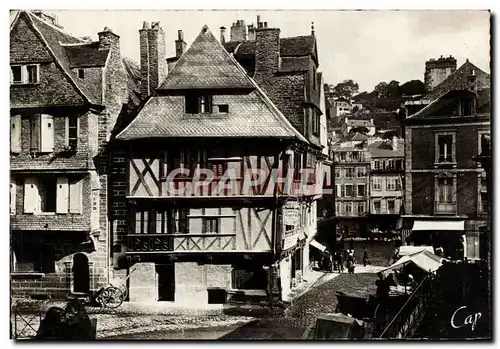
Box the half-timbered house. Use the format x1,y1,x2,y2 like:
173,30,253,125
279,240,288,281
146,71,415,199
113,23,323,305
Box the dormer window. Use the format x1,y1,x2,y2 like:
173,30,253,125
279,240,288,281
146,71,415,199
10,64,40,85
78,69,84,79
185,93,213,114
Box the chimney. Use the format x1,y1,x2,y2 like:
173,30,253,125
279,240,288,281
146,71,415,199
139,21,166,99
254,24,280,79
230,20,246,42
175,30,187,58
98,27,120,51
311,22,315,36
247,24,256,41
220,26,226,44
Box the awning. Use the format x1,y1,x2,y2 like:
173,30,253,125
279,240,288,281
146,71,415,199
398,245,434,256
379,250,446,278
412,220,465,231
310,240,328,254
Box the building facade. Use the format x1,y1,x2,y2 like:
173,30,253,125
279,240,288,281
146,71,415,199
403,59,490,261
110,21,326,306
368,137,404,232
9,11,136,298
332,142,370,237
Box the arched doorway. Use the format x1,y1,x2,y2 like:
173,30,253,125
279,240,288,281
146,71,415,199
72,253,90,293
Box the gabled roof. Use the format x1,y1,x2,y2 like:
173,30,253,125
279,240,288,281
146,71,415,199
117,25,307,143
13,11,100,105
63,41,110,68
408,89,480,119
368,140,404,158
426,60,490,100
159,25,255,90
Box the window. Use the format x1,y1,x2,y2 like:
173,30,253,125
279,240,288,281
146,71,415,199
30,114,54,153
465,234,480,260
335,185,341,198
461,99,473,116
357,184,365,197
10,180,16,215
372,177,382,191
436,178,455,213
218,104,229,113
66,115,78,150
345,202,352,215
185,93,213,114
373,200,381,213
11,115,21,153
10,64,39,84
388,199,396,213
312,67,317,90
356,167,366,178
386,178,397,191
351,152,359,161
78,69,84,79
357,202,366,215
293,152,302,180
203,217,219,234
396,160,403,170
373,160,380,170
312,110,320,135
335,202,342,215
478,132,490,156
345,185,353,197
174,208,189,233
388,160,395,169
335,168,341,178
436,134,455,163
339,152,346,161
479,177,488,213
345,168,354,179
13,244,55,273
24,177,82,214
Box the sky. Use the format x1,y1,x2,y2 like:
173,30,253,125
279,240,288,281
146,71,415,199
11,10,491,92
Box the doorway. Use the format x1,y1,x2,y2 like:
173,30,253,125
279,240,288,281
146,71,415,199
72,253,90,293
157,263,175,301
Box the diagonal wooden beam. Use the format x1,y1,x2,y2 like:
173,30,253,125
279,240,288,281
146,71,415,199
251,208,272,249
131,159,153,196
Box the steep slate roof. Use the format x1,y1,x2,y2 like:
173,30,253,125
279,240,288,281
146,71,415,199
426,60,490,100
63,41,110,68
348,132,369,142
279,56,310,73
159,26,255,90
122,57,142,109
117,25,307,143
368,140,404,158
20,11,100,105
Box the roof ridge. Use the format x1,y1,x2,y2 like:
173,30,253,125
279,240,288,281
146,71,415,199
60,41,95,47
26,11,84,43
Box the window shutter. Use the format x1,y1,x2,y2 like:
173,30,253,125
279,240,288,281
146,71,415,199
56,177,69,214
11,115,21,153
69,178,83,214
40,114,54,152
24,178,38,213
10,180,16,215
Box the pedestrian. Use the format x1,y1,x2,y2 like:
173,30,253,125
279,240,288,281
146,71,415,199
363,247,370,267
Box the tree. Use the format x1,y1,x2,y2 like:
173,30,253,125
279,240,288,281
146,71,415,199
387,80,401,98
373,82,389,99
326,79,359,101
400,79,426,96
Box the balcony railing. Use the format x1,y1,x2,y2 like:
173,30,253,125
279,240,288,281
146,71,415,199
127,233,237,253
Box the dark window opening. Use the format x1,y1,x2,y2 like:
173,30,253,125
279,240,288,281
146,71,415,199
78,69,84,79
27,65,39,83
175,208,189,234
462,99,473,116
14,243,55,273
207,288,227,304
68,115,78,149
438,135,453,162
185,93,213,114
39,177,57,213
231,267,268,289
11,66,22,83
203,217,219,234
218,104,229,113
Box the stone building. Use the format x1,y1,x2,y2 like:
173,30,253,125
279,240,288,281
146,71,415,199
368,137,405,232
403,59,490,261
9,11,139,299
110,21,326,306
424,55,457,92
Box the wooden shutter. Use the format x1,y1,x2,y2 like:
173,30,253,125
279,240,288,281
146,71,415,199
10,180,16,214
69,178,83,214
11,115,21,153
24,177,38,213
56,177,69,214
40,114,54,152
